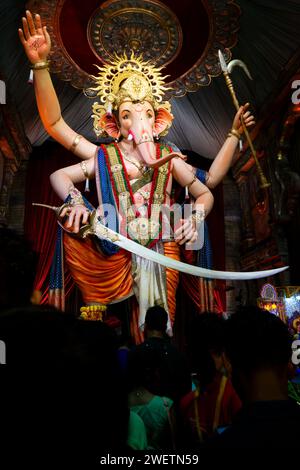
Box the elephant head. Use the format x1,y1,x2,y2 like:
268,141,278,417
99,100,180,168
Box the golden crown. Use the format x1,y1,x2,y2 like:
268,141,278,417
90,52,171,136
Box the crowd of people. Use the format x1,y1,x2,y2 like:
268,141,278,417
0,227,300,462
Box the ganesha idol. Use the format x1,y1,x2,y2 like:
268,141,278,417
19,12,287,340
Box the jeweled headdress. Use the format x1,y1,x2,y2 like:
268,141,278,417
91,52,172,137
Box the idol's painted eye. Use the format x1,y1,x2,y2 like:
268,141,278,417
120,109,130,120
147,111,153,119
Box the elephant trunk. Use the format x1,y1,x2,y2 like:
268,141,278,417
129,129,177,168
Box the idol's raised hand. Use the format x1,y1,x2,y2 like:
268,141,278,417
232,103,255,136
18,10,51,64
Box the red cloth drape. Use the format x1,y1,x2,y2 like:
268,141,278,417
24,142,81,304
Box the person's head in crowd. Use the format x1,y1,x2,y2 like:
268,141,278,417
144,305,168,339
137,306,192,402
0,305,129,454
65,318,119,370
64,318,129,451
0,304,74,366
127,347,162,393
224,306,292,402
0,228,38,310
0,304,119,369
188,312,228,386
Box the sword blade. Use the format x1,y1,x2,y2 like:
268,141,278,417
95,223,288,281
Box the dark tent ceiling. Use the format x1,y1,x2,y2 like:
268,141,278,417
1,0,300,159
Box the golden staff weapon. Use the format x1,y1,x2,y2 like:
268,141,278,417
218,50,270,189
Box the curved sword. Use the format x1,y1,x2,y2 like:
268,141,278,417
33,203,288,281
92,219,288,281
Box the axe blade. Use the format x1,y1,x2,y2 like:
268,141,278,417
227,59,253,80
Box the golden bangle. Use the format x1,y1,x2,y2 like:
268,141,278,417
191,209,205,224
228,128,241,140
187,175,197,189
31,61,50,70
80,161,89,179
50,115,62,127
70,134,83,152
69,187,84,206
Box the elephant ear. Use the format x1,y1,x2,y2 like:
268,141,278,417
154,107,174,137
99,113,120,139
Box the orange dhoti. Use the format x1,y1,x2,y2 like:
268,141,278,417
63,234,180,324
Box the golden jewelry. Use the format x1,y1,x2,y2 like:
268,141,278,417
31,61,50,70
136,136,154,145
187,175,197,189
121,147,148,175
191,209,205,224
70,134,83,153
123,155,144,173
137,189,151,200
50,114,62,127
80,161,89,179
228,128,241,140
80,160,90,192
69,187,85,206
